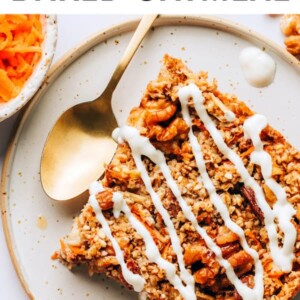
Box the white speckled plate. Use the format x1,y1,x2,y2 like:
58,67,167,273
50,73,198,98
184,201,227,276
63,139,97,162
2,16,300,300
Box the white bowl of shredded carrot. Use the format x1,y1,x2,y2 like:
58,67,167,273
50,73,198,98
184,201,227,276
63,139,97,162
0,14,57,121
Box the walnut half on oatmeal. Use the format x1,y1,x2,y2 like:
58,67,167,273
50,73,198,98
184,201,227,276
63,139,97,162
53,55,300,300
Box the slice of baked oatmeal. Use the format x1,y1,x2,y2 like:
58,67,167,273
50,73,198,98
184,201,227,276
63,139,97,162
52,55,300,300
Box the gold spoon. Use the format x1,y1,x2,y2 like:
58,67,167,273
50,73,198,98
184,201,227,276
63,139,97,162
41,15,158,201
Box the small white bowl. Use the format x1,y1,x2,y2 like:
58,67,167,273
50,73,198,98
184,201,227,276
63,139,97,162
0,15,57,122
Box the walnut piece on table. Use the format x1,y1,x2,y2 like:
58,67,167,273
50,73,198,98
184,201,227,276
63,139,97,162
280,14,300,56
285,35,300,55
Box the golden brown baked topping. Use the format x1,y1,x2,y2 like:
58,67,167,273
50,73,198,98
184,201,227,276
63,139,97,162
53,55,300,300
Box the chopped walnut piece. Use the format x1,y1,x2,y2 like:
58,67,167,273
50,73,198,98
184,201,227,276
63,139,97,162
285,35,300,55
194,261,220,285
148,117,189,142
216,226,239,245
221,243,240,259
228,250,254,272
263,184,277,207
281,14,300,36
96,190,113,211
144,102,177,125
184,242,211,266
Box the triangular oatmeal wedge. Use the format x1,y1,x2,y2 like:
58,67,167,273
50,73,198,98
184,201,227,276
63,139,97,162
52,55,300,300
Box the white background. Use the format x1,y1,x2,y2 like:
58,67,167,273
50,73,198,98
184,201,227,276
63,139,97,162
0,14,287,299
4,0,300,14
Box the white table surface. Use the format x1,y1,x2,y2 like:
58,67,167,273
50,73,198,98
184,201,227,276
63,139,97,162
0,14,287,299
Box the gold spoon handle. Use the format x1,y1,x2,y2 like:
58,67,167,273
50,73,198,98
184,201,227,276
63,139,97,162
100,14,159,99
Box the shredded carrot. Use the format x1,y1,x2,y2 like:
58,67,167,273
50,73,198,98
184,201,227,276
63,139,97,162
240,146,254,158
0,14,43,102
70,245,85,255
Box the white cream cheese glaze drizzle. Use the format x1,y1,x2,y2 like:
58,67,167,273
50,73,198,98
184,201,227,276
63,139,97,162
89,83,296,299
180,83,295,272
112,192,195,300
118,126,196,297
178,85,264,299
119,126,262,300
244,114,296,271
89,182,145,292
210,93,236,122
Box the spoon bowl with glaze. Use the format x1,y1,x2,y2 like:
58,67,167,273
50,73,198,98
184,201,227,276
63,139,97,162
40,15,158,201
